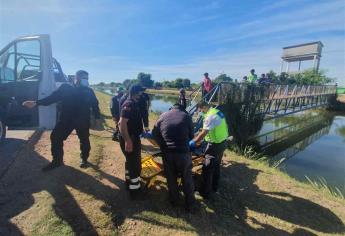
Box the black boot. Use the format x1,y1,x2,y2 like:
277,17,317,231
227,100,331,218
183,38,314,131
80,159,89,168
185,201,201,214
42,160,63,171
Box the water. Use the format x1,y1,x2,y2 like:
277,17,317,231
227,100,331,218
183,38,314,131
256,111,345,193
99,88,345,193
148,94,178,113
98,88,179,113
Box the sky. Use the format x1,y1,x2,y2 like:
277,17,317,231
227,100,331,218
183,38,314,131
1,0,344,85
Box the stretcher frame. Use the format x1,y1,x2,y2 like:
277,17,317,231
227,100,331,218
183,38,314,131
140,138,205,188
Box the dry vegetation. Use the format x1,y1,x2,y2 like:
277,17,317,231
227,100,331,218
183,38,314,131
338,94,345,103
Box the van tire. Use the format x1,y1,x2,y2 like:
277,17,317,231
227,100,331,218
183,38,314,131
0,118,6,143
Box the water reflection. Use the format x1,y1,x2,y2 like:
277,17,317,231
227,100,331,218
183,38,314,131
256,111,345,194
335,125,345,142
149,94,178,113
257,111,333,156
96,88,179,113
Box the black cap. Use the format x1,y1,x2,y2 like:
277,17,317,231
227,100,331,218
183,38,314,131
129,84,145,96
170,103,185,110
76,70,88,79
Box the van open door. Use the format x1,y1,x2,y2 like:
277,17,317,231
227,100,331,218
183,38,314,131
0,35,58,130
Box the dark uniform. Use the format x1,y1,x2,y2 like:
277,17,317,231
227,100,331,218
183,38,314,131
179,94,187,110
119,98,143,191
119,92,150,129
110,92,124,141
36,84,100,165
139,92,150,128
152,104,195,208
110,93,123,122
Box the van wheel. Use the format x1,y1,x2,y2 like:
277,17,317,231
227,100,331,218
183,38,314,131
0,118,5,143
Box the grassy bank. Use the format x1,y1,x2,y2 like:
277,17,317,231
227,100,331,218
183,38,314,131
1,91,344,235
94,91,345,234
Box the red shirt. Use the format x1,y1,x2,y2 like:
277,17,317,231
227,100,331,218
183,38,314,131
203,77,212,92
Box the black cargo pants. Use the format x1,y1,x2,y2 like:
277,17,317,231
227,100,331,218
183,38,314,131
201,140,227,197
50,120,91,163
119,135,141,191
162,152,195,206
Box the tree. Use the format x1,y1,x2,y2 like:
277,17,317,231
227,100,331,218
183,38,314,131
191,83,199,89
289,69,333,85
154,81,163,88
183,78,191,88
98,82,105,87
214,74,233,84
278,72,289,84
267,70,278,82
174,78,184,88
110,82,117,87
123,79,132,89
162,81,173,88
137,72,154,88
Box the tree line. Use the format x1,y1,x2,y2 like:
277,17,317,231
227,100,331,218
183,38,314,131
94,69,334,89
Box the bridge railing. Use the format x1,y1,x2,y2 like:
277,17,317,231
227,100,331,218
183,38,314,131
267,84,337,100
217,83,337,104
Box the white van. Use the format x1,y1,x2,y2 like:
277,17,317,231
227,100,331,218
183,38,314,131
0,35,66,142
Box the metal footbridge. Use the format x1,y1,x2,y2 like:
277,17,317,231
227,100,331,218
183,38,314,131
187,82,337,120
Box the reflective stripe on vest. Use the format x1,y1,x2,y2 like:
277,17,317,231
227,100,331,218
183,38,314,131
204,108,229,143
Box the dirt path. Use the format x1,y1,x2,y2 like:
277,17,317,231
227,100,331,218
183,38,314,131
338,94,345,103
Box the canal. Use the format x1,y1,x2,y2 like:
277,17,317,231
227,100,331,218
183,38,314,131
100,89,345,194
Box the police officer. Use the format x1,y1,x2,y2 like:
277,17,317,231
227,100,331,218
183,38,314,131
118,84,145,197
179,88,187,110
139,89,150,132
119,86,150,132
110,87,124,141
23,70,100,171
190,102,229,199
152,104,196,211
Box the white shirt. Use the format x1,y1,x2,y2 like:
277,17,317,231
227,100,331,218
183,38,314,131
203,113,222,131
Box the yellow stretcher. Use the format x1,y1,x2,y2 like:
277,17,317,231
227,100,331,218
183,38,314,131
140,139,205,188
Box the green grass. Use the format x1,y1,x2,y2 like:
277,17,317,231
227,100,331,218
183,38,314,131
229,143,345,202
336,87,345,95
305,176,345,200
237,145,284,168
31,210,74,236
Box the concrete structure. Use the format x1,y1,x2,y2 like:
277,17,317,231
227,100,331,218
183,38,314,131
280,41,323,73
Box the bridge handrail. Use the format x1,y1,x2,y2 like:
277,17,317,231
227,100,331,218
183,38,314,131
188,85,202,98
216,82,337,104
186,82,222,115
188,86,202,107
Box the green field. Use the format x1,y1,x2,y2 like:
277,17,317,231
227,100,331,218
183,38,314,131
337,87,345,94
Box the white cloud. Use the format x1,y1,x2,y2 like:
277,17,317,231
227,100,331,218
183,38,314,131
211,0,345,43
1,0,343,85
83,36,344,85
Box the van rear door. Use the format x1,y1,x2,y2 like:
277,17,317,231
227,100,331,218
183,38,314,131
0,38,41,127
1,35,62,130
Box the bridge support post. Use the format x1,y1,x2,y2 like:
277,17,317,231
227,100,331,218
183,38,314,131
298,60,301,71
